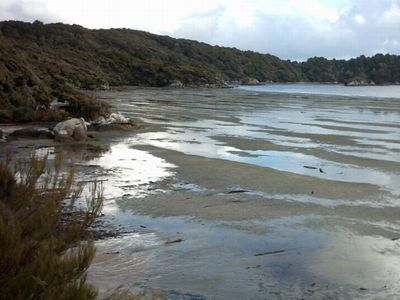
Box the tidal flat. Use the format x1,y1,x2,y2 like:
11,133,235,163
88,87,400,299
3,86,400,299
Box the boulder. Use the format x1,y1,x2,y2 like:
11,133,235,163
106,112,131,124
9,128,54,139
50,99,69,109
169,80,184,87
242,77,260,85
93,112,131,125
89,112,135,131
53,118,87,141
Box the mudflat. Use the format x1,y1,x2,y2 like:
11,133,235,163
3,86,400,299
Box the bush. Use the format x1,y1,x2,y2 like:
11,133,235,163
12,107,37,123
0,153,103,300
52,84,111,121
66,94,111,121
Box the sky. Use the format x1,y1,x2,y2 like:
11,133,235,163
0,0,399,61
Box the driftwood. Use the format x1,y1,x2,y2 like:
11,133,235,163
304,165,326,173
304,165,318,170
227,189,249,194
165,238,183,244
254,249,285,256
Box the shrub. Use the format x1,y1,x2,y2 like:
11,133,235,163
66,94,111,121
0,153,103,300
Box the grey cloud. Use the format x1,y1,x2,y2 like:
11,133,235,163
172,6,225,43
171,0,400,60
0,0,56,23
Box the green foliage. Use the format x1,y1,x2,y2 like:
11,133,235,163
0,153,103,300
0,20,399,123
299,54,400,84
0,20,302,90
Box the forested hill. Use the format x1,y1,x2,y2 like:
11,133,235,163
0,20,302,89
296,55,400,85
1,20,400,122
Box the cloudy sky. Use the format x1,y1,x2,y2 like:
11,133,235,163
1,0,399,60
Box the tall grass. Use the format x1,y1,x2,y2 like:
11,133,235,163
0,153,103,300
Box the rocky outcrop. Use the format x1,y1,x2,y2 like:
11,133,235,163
345,79,375,86
8,128,54,139
169,80,184,87
102,112,131,125
241,77,260,85
53,118,87,141
90,112,135,131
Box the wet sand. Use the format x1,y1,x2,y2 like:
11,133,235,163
2,86,400,299
88,88,400,299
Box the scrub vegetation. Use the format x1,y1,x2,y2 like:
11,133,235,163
0,153,103,300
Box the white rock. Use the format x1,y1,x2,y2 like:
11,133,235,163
169,80,183,87
50,99,69,109
53,118,87,141
107,112,130,124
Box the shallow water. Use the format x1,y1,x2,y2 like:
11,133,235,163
84,87,400,299
239,83,400,98
107,87,400,195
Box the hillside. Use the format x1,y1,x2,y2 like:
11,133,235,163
1,20,400,122
297,55,400,85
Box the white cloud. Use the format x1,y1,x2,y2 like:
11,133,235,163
0,0,56,22
354,14,365,24
0,0,399,60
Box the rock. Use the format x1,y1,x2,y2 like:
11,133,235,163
100,83,110,90
9,128,54,139
107,112,131,124
93,112,131,125
0,129,3,139
53,118,87,141
50,98,69,109
242,77,260,85
345,79,375,86
90,112,136,131
169,80,184,87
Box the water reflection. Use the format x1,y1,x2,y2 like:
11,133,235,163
239,83,400,98
133,129,400,195
77,143,176,201
89,87,400,298
309,232,400,290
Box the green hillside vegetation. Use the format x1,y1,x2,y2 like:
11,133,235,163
297,55,400,85
1,20,400,122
